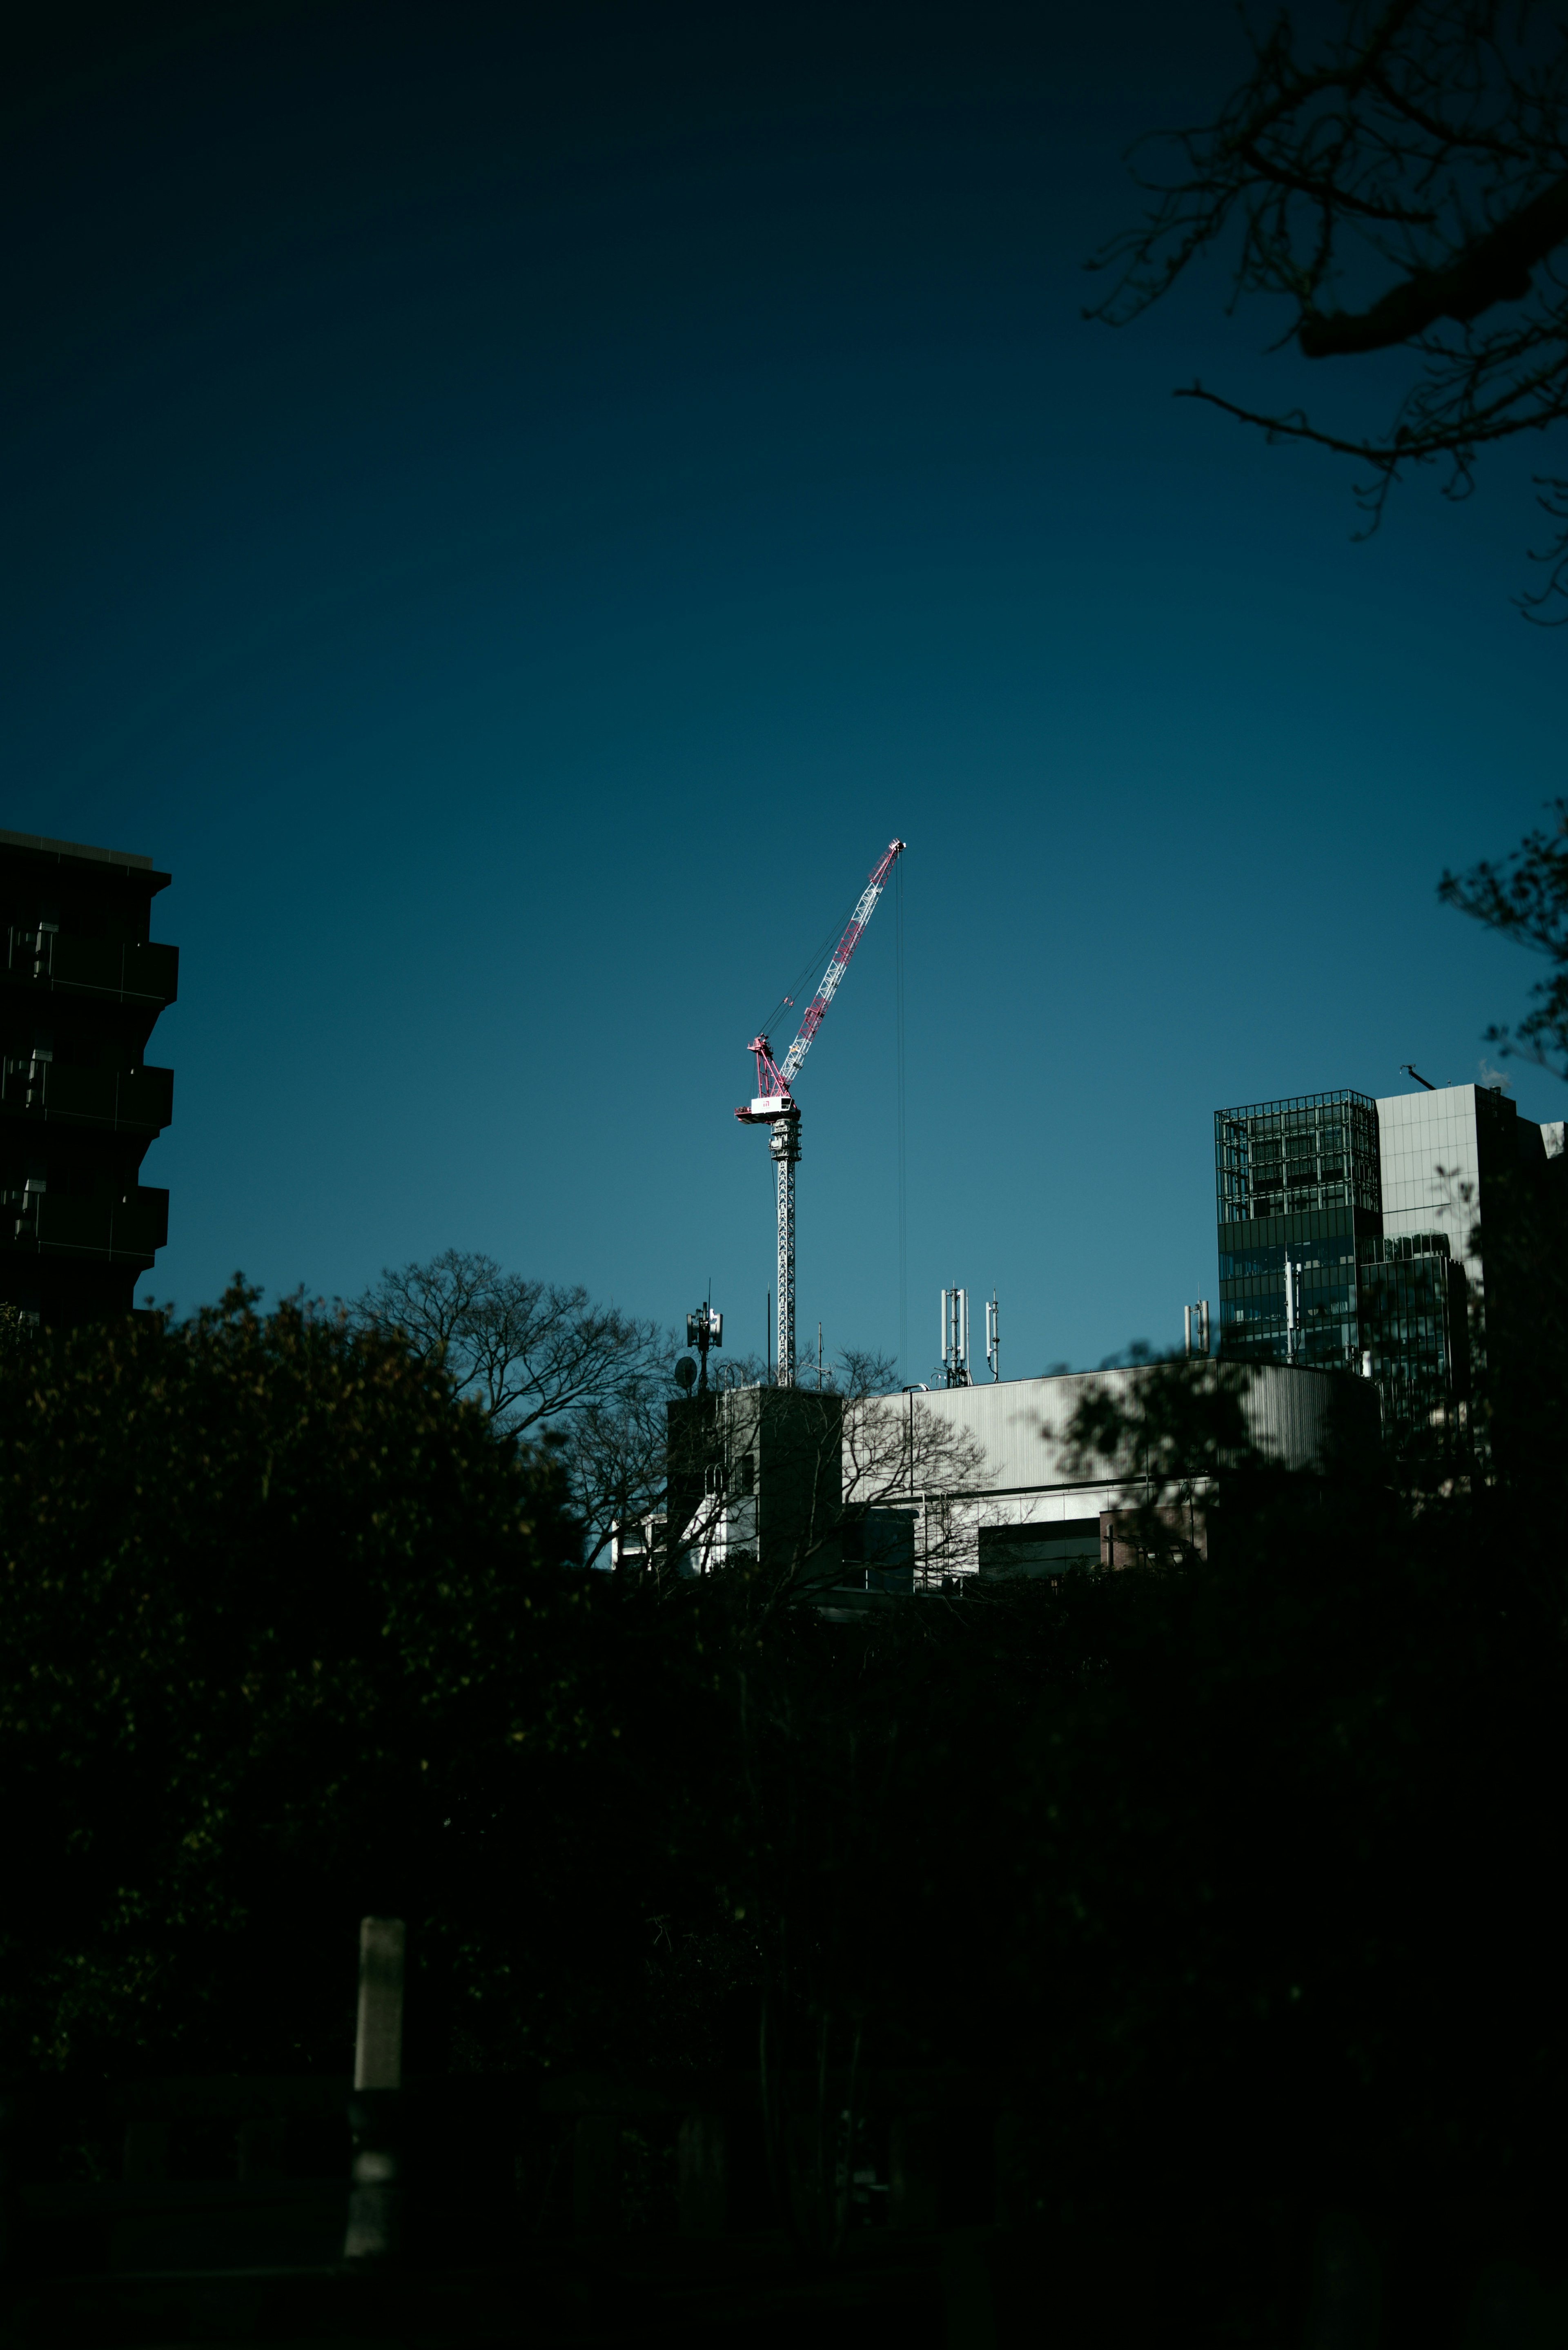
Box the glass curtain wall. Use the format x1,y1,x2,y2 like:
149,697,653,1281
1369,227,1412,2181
1215,1092,1381,1371
1215,1090,1470,1459
1357,1232,1469,1457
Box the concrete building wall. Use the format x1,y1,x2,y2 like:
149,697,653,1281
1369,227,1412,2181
666,1385,842,1578
1374,1082,1518,1286
854,1361,1373,1585
886,1360,1361,1496
662,1362,1374,1590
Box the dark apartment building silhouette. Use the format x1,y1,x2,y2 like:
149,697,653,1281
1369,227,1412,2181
0,829,175,1323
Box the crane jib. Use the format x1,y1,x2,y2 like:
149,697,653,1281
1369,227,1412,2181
777,852,900,1085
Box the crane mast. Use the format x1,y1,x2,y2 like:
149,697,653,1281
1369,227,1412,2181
735,837,904,1385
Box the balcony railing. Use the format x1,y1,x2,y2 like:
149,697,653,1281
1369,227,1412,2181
9,1186,169,1262
5,928,178,1006
0,1059,173,1133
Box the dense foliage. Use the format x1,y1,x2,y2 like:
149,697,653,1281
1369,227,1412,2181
0,1284,665,2080
726,1393,1568,2238
1,1060,1565,2320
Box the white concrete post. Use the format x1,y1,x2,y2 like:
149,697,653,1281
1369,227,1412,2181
343,1917,405,2262
354,1916,405,2091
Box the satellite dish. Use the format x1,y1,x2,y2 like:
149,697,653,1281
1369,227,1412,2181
675,1356,698,1392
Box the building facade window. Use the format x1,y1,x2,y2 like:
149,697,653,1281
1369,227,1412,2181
1214,1084,1499,1462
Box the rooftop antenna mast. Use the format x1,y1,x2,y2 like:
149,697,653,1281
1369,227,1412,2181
737,838,905,1388
941,1287,972,1387
686,1302,723,1394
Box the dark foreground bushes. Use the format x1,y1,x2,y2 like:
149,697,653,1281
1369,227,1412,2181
0,1282,704,2084
3,1288,1567,2327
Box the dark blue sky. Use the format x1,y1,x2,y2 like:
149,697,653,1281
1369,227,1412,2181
6,0,1563,1377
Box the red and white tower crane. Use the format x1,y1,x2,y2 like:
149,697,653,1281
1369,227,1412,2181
735,837,905,1387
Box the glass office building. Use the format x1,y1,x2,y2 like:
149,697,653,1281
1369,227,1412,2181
1356,1232,1469,1450
1215,1089,1466,1454
1215,1090,1381,1372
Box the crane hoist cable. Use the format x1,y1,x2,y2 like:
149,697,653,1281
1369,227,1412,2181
753,901,860,1046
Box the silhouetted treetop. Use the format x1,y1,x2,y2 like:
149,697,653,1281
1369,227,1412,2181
1091,1,1568,605
1441,795,1568,1075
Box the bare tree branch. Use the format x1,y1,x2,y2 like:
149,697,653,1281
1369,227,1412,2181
1299,169,1568,349
559,1373,675,1570
354,1250,659,1433
1439,798,1568,1075
662,1360,989,1620
1089,0,1568,606
353,1251,674,1565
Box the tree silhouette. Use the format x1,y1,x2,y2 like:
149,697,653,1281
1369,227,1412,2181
1091,1,1568,607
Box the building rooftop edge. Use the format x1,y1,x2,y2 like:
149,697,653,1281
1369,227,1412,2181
1216,1089,1377,1120
866,1360,1349,1403
1372,1081,1513,1108
0,827,158,875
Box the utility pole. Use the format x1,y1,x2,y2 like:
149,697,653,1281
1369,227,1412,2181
735,839,905,1387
